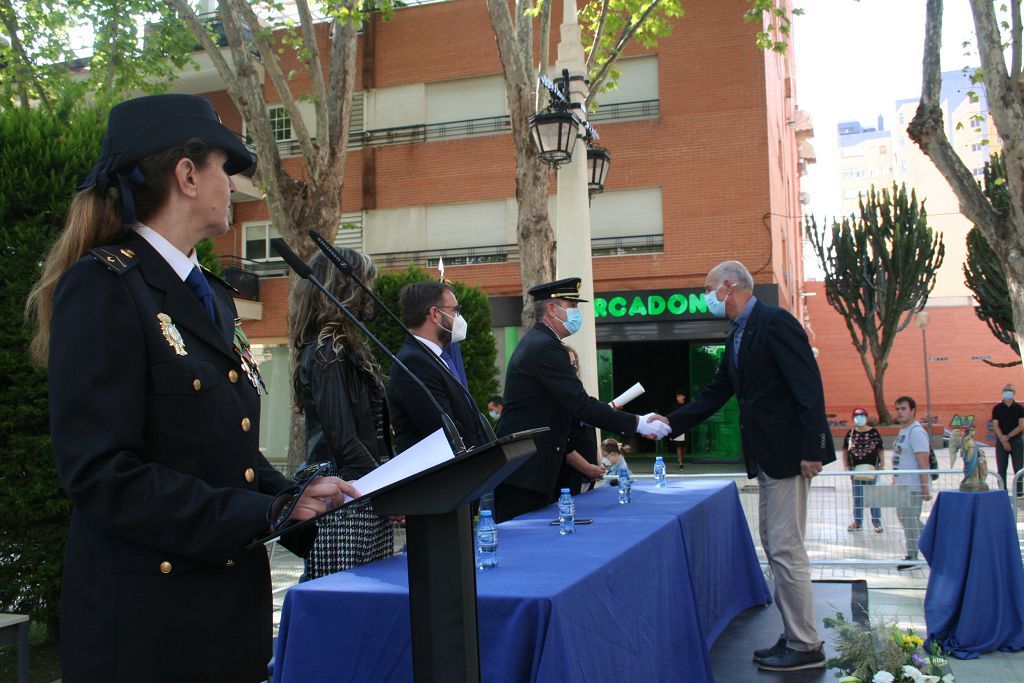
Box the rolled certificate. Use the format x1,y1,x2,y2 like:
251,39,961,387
610,382,644,409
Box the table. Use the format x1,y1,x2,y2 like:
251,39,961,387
920,490,1024,658
274,480,770,682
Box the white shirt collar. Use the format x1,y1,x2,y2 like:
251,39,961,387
133,224,200,282
413,335,444,357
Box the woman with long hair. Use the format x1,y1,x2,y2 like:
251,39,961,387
290,250,395,577
27,94,351,682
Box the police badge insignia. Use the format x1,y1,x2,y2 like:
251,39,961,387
232,318,267,395
157,313,187,356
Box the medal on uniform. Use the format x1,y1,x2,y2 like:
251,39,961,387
157,313,187,356
232,318,266,395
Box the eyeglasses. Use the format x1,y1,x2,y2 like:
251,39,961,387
436,304,462,316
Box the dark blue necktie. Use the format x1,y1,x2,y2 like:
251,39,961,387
185,267,215,321
440,347,467,388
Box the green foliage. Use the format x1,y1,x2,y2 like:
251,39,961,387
964,154,1019,363
0,97,106,641
0,0,198,110
366,267,500,410
744,0,804,53
806,183,944,422
823,611,951,682
195,238,222,276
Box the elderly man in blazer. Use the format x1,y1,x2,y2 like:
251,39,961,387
664,260,835,673
388,280,490,453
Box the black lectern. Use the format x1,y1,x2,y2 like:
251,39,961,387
368,429,542,683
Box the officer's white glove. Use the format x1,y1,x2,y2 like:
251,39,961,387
636,413,671,439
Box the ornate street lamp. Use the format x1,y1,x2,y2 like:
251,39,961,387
586,144,611,196
529,109,580,167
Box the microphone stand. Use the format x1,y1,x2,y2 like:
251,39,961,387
307,229,497,444
270,238,467,455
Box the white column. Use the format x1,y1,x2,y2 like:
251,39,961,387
555,0,599,396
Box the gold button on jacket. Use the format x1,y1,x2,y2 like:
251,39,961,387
244,468,255,483
225,559,236,567
159,561,172,574
228,369,239,383
241,417,251,432
192,378,201,391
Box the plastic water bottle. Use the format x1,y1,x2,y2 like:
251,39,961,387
618,468,632,504
476,510,498,569
557,488,576,535
654,456,667,488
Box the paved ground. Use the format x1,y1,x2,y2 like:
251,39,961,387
266,454,1024,682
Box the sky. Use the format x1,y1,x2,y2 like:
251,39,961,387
792,0,980,222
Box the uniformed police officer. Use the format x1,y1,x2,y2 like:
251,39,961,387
494,277,671,521
26,94,354,682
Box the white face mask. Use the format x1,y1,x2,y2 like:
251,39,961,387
438,309,468,344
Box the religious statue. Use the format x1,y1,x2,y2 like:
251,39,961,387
952,426,989,492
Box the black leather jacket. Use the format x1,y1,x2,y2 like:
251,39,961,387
298,342,393,479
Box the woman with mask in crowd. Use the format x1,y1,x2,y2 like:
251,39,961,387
291,251,396,578
843,407,884,532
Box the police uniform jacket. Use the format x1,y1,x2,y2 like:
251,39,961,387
496,323,637,496
387,338,488,454
666,300,836,479
48,231,300,682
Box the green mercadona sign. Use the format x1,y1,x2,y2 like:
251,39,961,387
593,289,711,322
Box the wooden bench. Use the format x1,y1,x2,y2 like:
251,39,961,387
0,613,29,683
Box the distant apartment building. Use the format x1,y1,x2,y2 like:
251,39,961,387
161,0,812,463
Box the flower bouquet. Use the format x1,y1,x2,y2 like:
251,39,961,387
823,611,954,682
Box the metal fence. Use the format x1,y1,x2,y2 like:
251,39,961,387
632,468,1007,569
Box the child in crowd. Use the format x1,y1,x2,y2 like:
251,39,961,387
601,438,630,478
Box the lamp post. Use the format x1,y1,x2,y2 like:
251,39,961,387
916,311,933,437
525,1,603,394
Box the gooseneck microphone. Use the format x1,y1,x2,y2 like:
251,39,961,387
271,238,468,455
307,229,497,444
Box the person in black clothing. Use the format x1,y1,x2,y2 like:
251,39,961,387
555,346,605,495
843,407,884,532
29,94,352,682
291,251,395,578
388,280,489,453
992,383,1024,496
494,277,671,521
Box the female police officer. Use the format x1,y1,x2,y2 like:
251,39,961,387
26,94,354,682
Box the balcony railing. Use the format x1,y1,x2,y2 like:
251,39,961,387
219,256,288,298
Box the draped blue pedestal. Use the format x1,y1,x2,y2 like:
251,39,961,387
920,490,1024,659
274,480,769,682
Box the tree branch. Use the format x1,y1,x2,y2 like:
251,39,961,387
586,0,610,72
325,3,359,170
0,0,51,109
227,0,317,165
486,0,530,86
1012,0,1022,79
908,0,1001,231
536,0,552,100
294,0,329,171
586,0,662,108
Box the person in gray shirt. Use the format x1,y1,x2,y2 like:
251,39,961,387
892,396,932,568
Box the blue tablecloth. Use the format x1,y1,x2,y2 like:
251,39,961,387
920,490,1024,659
274,480,770,682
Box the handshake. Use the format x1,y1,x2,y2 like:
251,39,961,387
635,413,672,440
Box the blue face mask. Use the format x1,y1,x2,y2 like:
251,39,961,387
557,305,583,335
704,285,728,318
853,415,867,427
1004,390,1015,401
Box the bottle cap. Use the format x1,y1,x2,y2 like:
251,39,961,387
560,488,570,493
480,510,492,517
655,456,663,461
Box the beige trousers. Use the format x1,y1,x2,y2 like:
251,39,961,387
757,471,821,652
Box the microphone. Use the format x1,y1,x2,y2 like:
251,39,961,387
308,230,497,444
270,238,468,455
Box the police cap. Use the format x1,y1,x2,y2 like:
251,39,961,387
528,277,588,302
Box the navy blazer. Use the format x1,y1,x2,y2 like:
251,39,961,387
496,324,638,496
666,300,835,479
387,338,487,454
49,231,298,682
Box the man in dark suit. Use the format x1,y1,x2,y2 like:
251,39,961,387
388,280,489,453
663,260,834,673
495,277,671,521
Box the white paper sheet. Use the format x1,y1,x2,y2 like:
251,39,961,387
347,428,455,501
610,382,644,408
